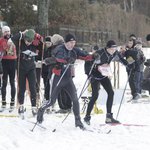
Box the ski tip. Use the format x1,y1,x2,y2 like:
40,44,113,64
52,129,56,132
30,129,34,132
107,130,111,134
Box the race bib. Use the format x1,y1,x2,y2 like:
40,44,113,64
98,65,112,77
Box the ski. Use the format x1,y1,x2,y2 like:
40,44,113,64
27,120,111,134
127,97,150,104
99,123,150,127
27,120,47,130
85,127,111,134
8,109,13,113
19,113,25,120
0,108,15,113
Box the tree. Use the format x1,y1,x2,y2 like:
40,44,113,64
37,0,50,33
0,0,37,27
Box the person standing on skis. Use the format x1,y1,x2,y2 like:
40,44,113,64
11,29,43,117
0,26,17,112
84,40,131,125
37,33,96,129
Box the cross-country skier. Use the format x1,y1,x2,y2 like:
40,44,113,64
0,26,17,112
84,40,131,125
37,33,96,129
11,29,43,117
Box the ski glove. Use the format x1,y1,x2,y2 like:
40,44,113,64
92,53,100,60
44,57,56,65
67,57,75,64
32,33,43,46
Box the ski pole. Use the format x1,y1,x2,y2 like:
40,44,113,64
35,41,45,107
30,121,38,132
78,59,97,99
44,63,71,107
116,69,132,119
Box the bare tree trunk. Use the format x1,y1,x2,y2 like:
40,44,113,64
37,0,50,35
123,0,127,12
130,0,134,12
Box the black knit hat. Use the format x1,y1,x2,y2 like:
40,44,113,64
106,40,117,48
146,34,150,41
129,34,136,40
92,45,99,51
45,36,51,42
65,33,76,43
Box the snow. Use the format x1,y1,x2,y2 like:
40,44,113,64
1,58,150,150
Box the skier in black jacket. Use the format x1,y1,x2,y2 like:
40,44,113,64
121,39,145,101
37,33,94,129
84,40,130,125
11,29,43,116
41,36,52,101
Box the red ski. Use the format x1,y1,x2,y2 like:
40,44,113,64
99,123,150,127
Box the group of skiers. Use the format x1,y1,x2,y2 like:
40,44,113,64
0,25,150,129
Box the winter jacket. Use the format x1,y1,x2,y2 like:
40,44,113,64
91,48,128,79
135,48,145,72
11,32,43,71
52,45,92,77
42,46,53,78
124,48,145,72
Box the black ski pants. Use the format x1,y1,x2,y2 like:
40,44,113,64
42,72,50,100
36,68,41,94
2,59,16,103
41,73,80,117
86,77,114,116
18,68,36,107
128,70,142,97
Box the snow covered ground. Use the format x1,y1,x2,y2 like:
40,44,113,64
1,58,150,150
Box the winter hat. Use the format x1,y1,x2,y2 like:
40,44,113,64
2,26,10,33
24,29,35,42
146,34,150,41
93,45,99,51
51,34,64,45
144,59,150,67
106,40,117,48
129,34,136,40
45,36,51,42
65,33,76,43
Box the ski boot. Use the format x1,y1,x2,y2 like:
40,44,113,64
9,101,15,113
0,105,6,112
32,107,37,116
18,105,26,119
37,107,45,124
75,116,85,130
84,115,91,125
0,101,6,112
105,113,120,124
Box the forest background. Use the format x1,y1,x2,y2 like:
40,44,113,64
0,0,150,47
